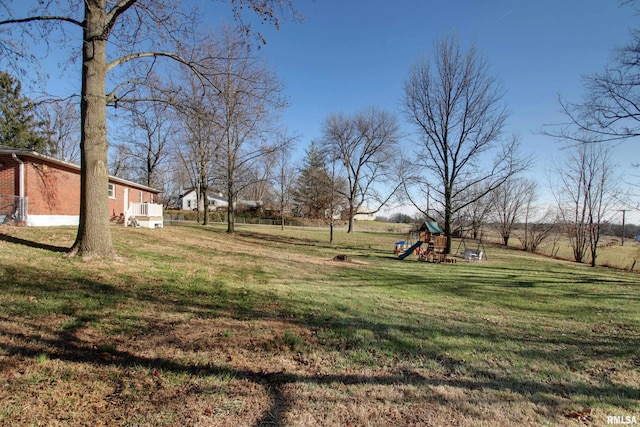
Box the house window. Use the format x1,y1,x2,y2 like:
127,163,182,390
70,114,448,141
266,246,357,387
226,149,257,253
108,183,116,199
139,191,144,203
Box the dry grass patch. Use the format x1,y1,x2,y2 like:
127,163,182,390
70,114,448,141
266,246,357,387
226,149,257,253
0,224,638,426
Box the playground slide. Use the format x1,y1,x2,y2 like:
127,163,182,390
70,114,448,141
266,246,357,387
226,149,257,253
398,241,423,260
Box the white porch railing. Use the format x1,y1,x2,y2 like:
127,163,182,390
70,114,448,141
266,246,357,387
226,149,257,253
130,202,163,217
125,202,164,228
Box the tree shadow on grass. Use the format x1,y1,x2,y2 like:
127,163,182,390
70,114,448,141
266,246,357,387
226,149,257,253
0,233,69,253
1,317,638,427
231,228,394,257
1,256,639,425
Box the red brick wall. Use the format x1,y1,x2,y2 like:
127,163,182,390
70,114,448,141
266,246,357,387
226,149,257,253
0,155,17,196
0,154,158,218
25,158,81,215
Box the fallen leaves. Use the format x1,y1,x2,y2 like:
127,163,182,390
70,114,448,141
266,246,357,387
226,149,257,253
564,407,592,425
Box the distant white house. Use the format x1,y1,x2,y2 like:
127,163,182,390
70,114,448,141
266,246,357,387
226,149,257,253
178,189,264,212
178,189,229,211
354,206,376,221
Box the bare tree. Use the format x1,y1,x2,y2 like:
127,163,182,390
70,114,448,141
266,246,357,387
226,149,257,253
111,81,176,189
174,75,222,225
36,98,81,163
325,155,341,243
546,25,640,144
320,107,401,233
403,34,528,253
239,157,273,206
271,131,298,229
209,28,287,234
516,204,558,253
553,140,619,266
490,177,536,246
0,0,297,258
456,183,493,240
109,143,136,181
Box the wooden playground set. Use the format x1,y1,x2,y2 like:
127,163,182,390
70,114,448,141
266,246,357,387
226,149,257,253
395,221,485,262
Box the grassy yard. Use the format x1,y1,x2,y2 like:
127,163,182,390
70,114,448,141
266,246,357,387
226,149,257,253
536,237,640,271
0,223,638,426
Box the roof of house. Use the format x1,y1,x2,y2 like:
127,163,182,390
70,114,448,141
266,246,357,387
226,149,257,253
0,147,160,194
179,188,227,201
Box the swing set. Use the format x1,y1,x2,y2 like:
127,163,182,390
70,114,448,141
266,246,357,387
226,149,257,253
455,237,487,262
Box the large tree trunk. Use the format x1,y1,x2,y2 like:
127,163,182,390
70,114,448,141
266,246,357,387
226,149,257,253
227,204,235,233
280,195,285,230
69,1,114,259
201,186,209,225
444,212,452,254
227,184,235,233
590,224,600,267
226,147,235,233
444,188,453,254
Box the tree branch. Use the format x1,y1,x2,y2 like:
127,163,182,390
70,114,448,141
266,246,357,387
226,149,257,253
0,15,83,27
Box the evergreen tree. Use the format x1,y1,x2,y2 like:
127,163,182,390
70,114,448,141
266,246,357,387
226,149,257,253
293,142,335,219
0,72,47,151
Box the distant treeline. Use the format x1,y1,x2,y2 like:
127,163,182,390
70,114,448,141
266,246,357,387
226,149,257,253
599,222,640,239
378,213,640,240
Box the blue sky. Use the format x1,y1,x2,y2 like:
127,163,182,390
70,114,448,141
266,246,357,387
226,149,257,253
244,1,636,149
227,0,639,219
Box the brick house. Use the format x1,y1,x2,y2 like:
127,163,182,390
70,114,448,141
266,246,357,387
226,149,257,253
0,147,163,228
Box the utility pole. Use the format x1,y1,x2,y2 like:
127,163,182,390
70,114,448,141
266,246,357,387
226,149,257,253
621,209,626,246
426,186,430,219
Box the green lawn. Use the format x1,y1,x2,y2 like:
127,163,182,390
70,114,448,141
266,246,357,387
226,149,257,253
0,223,638,426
